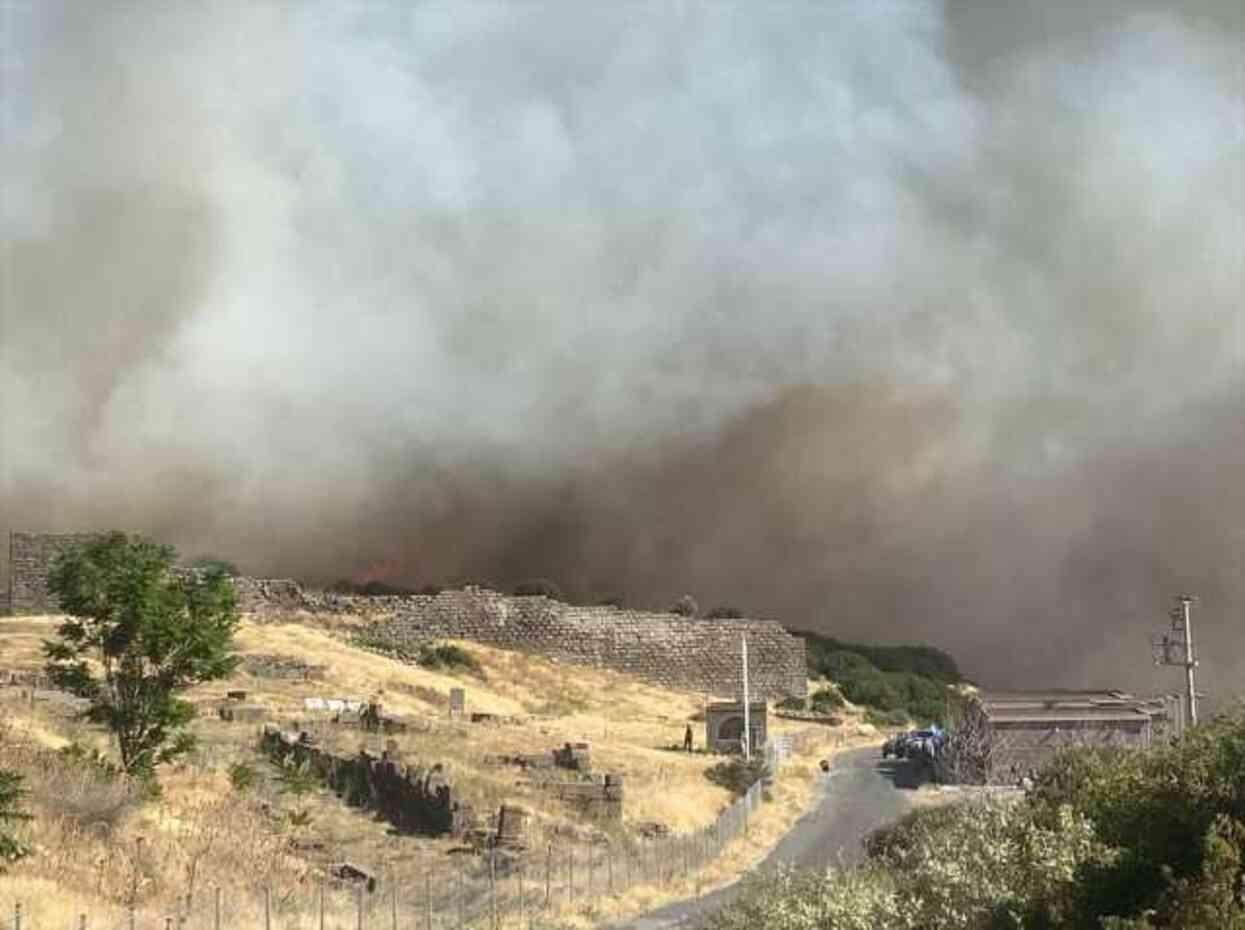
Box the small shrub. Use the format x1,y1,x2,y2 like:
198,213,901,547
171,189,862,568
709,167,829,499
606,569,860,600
417,643,484,677
0,770,31,866
228,762,258,792
513,578,563,599
28,744,138,830
705,606,745,619
777,696,807,711
810,688,846,712
271,756,318,798
704,756,770,796
670,594,699,617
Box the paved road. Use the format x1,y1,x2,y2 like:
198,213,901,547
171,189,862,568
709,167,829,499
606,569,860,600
608,747,913,930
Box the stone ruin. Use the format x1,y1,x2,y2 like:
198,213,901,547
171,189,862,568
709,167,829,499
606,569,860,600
261,726,475,836
5,531,808,701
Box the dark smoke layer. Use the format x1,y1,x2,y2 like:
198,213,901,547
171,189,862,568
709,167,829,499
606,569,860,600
1,2,1241,699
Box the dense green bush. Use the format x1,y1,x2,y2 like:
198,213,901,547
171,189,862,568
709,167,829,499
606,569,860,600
798,631,961,683
706,706,1245,930
802,645,958,725
1025,707,1245,927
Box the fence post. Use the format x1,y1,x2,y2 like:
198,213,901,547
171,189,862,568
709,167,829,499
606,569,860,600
587,842,594,898
216,886,223,930
265,886,272,930
425,869,433,930
545,842,552,909
518,857,525,929
489,852,498,930
607,847,614,895
79,914,87,930
391,884,399,930
457,857,465,929
568,844,574,903
13,902,21,930
356,884,364,930
319,882,326,930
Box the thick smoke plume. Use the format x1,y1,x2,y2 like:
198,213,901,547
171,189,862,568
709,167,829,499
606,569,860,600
1,2,1241,697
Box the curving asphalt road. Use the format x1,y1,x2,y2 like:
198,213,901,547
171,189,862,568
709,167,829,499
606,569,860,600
608,746,914,930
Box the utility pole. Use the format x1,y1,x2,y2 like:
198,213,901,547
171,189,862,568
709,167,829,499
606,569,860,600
1152,594,1199,729
1177,596,1198,727
741,634,751,761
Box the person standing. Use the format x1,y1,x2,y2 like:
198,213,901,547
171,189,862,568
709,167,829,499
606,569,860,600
683,724,694,752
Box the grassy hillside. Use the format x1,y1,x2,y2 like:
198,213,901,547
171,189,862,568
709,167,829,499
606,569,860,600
0,614,859,928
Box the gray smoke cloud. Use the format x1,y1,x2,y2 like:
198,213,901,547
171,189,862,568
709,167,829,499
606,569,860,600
1,2,1241,698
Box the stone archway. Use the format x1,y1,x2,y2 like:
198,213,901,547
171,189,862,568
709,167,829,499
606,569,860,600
716,715,745,744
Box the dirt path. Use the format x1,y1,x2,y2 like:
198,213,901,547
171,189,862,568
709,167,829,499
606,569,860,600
607,746,913,929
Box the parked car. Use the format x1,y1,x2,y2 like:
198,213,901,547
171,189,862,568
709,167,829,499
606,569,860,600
882,731,915,759
883,726,945,761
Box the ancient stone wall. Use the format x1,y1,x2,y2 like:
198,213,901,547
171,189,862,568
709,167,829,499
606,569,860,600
352,589,808,701
236,583,807,700
7,532,103,614
6,531,808,700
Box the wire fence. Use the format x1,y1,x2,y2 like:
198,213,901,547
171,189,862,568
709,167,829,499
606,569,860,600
4,732,823,930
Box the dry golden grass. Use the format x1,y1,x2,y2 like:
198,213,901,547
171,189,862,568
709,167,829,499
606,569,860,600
0,613,874,928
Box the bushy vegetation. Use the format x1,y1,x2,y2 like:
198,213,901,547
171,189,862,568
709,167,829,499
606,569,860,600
704,756,771,797
798,631,961,682
670,594,699,617
704,706,1245,930
705,605,745,619
0,770,31,866
794,633,962,725
513,578,563,599
350,630,485,677
415,643,484,676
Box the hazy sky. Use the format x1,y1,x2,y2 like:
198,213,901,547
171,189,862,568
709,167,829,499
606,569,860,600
1,2,1241,695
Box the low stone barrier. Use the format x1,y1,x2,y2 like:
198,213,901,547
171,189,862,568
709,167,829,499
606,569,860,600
259,726,475,836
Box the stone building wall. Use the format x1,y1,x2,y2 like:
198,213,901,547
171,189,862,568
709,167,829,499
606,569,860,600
7,532,103,614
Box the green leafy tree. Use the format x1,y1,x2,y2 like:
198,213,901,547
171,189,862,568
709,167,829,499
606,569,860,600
0,770,31,866
43,532,240,777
